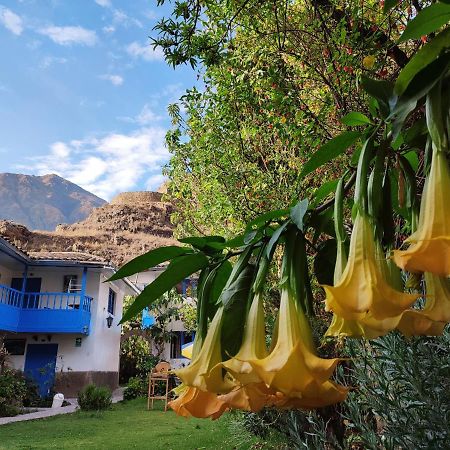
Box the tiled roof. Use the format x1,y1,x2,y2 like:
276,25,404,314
0,235,30,259
28,251,107,265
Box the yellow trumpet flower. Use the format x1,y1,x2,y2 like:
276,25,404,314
396,272,449,336
249,287,347,406
393,149,450,276
324,214,417,321
168,384,228,419
217,382,277,412
222,292,268,385
422,272,450,322
175,307,234,394
397,310,446,337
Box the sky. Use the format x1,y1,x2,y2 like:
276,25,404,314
0,0,198,200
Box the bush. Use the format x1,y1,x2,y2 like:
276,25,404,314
77,384,112,411
124,377,148,401
0,368,27,417
237,328,450,450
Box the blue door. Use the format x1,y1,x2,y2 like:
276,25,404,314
11,278,42,308
24,344,58,397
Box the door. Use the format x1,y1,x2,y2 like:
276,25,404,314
11,278,42,308
24,344,58,397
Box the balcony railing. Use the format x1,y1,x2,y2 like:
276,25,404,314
0,284,92,334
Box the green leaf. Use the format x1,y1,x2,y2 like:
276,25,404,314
403,150,419,172
341,112,372,126
220,264,255,358
245,208,290,232
120,253,209,323
383,0,399,13
211,260,233,306
314,239,337,286
395,27,450,96
108,246,192,281
223,234,246,248
399,3,450,42
299,131,361,178
290,199,309,232
265,221,289,258
361,77,395,118
310,179,339,207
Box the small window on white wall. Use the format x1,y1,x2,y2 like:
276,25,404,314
107,288,116,315
63,275,79,293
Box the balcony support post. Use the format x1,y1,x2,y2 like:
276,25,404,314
20,264,28,307
80,267,87,308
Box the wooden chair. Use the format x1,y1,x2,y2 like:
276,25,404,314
147,361,171,411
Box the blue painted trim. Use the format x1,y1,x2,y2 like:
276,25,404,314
0,284,92,334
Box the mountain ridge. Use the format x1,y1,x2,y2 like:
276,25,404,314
0,172,106,231
0,190,176,266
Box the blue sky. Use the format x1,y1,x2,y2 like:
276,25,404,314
0,0,198,200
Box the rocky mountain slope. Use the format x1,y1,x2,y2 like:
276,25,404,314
0,191,176,266
0,173,106,231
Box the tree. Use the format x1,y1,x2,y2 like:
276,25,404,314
158,0,420,236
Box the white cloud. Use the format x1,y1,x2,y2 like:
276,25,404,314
38,26,97,46
99,74,123,86
95,0,111,7
112,9,142,28
146,174,166,191
126,41,164,62
20,126,169,200
39,56,68,69
0,6,23,35
136,104,162,124
117,104,163,125
102,25,115,33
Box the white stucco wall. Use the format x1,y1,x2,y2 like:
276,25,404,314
3,266,130,374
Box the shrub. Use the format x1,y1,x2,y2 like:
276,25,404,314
77,384,112,411
0,368,27,417
124,377,148,400
237,328,450,450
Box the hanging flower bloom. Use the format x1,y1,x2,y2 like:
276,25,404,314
422,272,450,322
397,310,446,337
396,272,449,336
217,382,277,413
324,214,417,321
221,292,268,385
393,149,450,276
175,307,234,394
248,287,347,406
168,384,228,419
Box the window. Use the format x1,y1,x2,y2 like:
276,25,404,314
3,339,26,355
170,331,195,359
63,275,79,293
107,288,116,315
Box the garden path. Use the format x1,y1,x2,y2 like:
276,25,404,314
0,387,124,426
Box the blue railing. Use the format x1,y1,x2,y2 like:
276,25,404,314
0,284,92,334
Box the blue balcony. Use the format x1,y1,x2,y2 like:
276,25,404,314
0,284,92,335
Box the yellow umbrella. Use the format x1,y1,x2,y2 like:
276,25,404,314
181,341,194,359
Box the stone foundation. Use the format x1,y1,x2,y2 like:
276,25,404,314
54,371,119,397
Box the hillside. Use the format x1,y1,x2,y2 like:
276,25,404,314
0,173,106,231
0,191,176,266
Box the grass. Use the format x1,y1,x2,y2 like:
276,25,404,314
0,398,264,450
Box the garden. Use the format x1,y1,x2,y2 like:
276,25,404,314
1,1,450,449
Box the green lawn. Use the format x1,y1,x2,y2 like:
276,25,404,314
0,398,264,450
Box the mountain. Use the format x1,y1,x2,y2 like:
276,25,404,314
0,191,176,266
0,173,106,230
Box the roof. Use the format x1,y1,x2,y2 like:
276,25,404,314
28,251,107,265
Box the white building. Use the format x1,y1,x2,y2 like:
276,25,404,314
0,236,138,397
127,268,195,368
